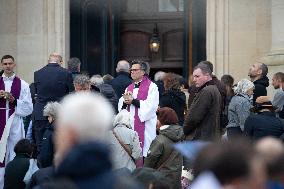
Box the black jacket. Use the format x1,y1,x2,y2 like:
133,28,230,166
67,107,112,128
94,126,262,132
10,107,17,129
253,76,269,104
92,84,118,113
33,63,73,120
155,80,165,99
110,72,132,99
244,111,284,140
38,123,55,168
160,90,186,125
27,166,55,189
55,142,138,189
4,154,30,189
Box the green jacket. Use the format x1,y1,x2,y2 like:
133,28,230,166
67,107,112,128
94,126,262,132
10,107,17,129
144,125,184,189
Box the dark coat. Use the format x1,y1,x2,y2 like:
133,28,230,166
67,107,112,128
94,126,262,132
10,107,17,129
144,125,184,189
188,77,226,129
27,166,55,189
110,71,132,98
92,83,118,113
33,63,73,120
4,154,30,189
39,142,140,189
38,122,54,168
154,80,165,99
244,111,284,140
253,76,269,105
184,80,222,140
159,90,186,125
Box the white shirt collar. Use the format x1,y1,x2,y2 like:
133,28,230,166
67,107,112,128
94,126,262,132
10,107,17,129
2,73,15,81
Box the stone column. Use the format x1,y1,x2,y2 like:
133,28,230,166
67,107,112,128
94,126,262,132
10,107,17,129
259,0,284,97
46,0,70,66
259,0,284,66
206,0,229,78
16,0,70,83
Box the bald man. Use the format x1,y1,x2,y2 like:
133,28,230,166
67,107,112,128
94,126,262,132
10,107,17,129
110,60,132,99
32,53,73,154
248,62,269,104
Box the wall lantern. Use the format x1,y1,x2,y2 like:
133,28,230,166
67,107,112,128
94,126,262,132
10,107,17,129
149,24,160,53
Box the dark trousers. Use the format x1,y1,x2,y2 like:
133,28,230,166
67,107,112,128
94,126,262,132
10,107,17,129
32,120,49,155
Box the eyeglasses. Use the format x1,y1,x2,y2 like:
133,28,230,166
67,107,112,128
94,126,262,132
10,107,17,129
130,69,142,72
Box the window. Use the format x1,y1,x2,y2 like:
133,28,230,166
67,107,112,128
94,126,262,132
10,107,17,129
158,0,184,12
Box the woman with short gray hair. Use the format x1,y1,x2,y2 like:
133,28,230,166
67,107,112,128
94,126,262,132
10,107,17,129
226,79,254,139
39,101,61,168
108,110,142,171
43,101,61,122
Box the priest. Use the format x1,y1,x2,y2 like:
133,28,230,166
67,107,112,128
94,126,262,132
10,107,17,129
118,60,159,162
0,55,33,188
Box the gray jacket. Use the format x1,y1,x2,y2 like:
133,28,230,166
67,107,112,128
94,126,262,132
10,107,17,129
226,93,252,131
108,124,142,172
272,89,284,112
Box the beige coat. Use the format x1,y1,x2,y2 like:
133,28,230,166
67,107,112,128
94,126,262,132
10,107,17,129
108,124,142,171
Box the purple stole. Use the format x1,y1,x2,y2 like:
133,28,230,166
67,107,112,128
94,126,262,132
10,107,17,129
0,76,21,167
127,76,151,152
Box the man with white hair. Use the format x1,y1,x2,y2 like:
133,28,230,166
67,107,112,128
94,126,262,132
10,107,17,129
110,60,132,98
154,71,165,98
73,74,91,92
52,92,117,188
90,74,118,112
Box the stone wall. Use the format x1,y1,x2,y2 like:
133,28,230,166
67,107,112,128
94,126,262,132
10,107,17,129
207,0,272,83
0,0,69,83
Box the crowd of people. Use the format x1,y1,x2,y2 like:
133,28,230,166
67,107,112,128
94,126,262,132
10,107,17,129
0,53,284,189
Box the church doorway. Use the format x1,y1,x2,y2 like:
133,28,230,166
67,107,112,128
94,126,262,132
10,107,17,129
70,0,206,79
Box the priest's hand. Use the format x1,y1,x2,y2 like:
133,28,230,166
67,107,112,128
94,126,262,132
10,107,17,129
0,90,5,98
6,93,15,103
123,91,133,105
124,96,133,105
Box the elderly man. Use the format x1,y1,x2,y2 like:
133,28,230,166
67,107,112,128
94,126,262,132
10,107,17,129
183,64,221,140
118,60,159,158
0,55,33,188
53,92,115,188
33,53,73,153
248,62,269,104
73,74,91,92
110,60,132,98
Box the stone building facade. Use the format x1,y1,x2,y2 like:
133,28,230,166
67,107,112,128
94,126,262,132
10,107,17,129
0,0,283,96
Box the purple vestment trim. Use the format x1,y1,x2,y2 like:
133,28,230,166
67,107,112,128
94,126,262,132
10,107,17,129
127,76,151,152
0,76,21,167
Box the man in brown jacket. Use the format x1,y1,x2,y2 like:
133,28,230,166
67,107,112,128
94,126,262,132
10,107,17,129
183,64,221,141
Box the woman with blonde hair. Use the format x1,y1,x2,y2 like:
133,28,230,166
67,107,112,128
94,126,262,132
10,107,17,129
226,79,254,139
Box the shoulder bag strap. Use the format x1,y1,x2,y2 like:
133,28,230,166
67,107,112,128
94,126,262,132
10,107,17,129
157,148,179,171
112,130,135,162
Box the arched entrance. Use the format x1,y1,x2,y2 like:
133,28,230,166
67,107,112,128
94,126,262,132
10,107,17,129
70,0,206,79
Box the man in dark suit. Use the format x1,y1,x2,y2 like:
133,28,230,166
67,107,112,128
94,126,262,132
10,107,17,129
32,53,73,153
110,60,132,99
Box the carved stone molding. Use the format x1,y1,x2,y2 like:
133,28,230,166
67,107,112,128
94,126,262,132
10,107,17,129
45,0,70,66
258,0,284,66
206,0,229,77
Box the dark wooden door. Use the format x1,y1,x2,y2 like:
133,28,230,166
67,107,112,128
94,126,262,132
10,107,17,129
70,0,119,76
70,0,206,78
